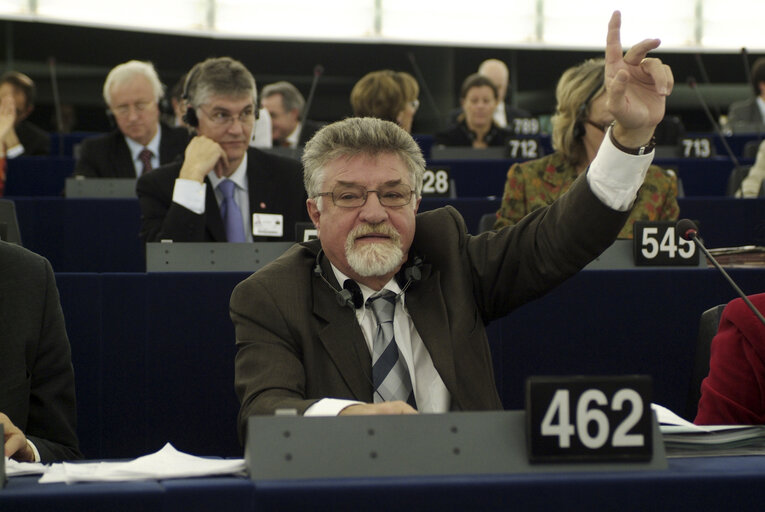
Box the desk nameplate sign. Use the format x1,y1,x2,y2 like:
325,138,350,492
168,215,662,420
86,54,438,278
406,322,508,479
65,177,137,198
633,221,700,266
526,375,654,463
146,242,293,272
246,410,666,481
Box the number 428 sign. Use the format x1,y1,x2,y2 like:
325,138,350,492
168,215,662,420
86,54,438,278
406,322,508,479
526,375,653,462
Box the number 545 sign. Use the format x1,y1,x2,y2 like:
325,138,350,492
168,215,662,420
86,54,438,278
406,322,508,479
526,376,653,462
633,221,699,266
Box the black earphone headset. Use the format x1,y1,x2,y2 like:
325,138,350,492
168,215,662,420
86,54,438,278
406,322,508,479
571,67,606,140
181,63,202,128
181,60,261,129
312,249,423,310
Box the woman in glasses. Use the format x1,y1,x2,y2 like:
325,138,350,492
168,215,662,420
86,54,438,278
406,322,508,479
493,59,679,239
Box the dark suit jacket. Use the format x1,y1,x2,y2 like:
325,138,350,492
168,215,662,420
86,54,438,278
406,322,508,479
74,122,189,178
232,174,628,439
728,97,765,132
0,241,81,462
136,147,308,243
15,120,50,156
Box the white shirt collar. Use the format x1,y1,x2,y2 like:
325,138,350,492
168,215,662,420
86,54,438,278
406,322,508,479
285,122,302,148
756,96,765,121
207,152,248,191
124,124,161,162
328,261,402,306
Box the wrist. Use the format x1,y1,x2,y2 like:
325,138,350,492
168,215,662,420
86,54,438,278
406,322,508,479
609,122,656,155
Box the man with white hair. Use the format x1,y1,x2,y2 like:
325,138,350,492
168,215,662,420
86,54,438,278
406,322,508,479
74,60,189,178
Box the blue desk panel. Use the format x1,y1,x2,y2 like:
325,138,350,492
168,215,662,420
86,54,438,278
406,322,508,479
3,457,765,511
53,268,765,460
4,156,75,196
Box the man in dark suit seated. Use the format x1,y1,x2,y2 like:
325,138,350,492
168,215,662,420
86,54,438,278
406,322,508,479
74,60,189,178
727,57,765,133
261,81,324,148
1,241,81,462
232,11,674,431
0,71,50,157
136,57,308,243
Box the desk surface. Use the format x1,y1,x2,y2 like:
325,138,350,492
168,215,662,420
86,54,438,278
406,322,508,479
3,456,765,511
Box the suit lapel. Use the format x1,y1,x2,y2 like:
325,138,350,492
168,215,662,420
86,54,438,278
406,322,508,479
312,258,374,402
114,135,136,178
203,178,227,241
403,264,460,406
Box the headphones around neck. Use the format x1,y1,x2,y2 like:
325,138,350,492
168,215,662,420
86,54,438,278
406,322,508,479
313,249,423,310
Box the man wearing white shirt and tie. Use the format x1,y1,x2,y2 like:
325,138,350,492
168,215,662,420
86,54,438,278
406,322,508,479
75,60,189,178
136,57,307,243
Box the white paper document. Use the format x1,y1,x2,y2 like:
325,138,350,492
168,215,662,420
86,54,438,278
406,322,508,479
4,457,48,477
38,443,246,484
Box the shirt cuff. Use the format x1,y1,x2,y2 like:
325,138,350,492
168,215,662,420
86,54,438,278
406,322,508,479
172,179,207,214
586,125,654,211
5,144,24,159
27,439,41,462
304,398,364,416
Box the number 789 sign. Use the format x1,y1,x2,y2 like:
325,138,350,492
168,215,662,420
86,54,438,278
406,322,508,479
526,376,653,462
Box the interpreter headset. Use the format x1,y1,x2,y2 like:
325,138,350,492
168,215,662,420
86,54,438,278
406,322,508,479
181,61,260,128
312,248,423,310
572,67,606,140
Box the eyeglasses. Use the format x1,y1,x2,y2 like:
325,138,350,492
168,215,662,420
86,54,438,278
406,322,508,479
112,101,154,117
316,183,415,208
410,99,420,112
585,119,609,133
199,106,256,126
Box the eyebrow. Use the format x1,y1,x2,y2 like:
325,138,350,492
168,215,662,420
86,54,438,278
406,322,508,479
334,179,404,187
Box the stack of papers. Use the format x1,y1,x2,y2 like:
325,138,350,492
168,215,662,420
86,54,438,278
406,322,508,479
653,403,765,457
7,443,246,484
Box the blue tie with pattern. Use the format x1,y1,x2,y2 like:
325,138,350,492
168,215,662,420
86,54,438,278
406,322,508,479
366,290,416,408
218,179,246,243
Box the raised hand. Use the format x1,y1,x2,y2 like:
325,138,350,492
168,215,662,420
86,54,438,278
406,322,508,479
604,11,674,147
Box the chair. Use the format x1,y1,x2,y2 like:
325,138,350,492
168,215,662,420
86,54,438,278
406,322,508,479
685,304,726,421
0,199,22,245
726,165,751,196
742,139,763,160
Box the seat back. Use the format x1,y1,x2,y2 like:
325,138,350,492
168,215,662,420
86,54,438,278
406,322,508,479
685,304,726,421
0,199,22,245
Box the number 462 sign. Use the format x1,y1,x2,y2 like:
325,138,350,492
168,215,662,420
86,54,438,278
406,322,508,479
526,375,653,462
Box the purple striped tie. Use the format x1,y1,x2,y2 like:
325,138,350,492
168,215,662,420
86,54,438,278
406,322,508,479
218,179,246,243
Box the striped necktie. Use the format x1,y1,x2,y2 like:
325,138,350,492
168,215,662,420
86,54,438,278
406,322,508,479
138,148,153,175
366,290,416,408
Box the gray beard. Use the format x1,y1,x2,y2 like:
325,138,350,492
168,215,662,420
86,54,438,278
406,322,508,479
345,226,404,277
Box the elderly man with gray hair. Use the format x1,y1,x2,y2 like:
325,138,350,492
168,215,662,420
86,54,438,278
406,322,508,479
232,12,674,440
74,60,189,178
261,81,324,148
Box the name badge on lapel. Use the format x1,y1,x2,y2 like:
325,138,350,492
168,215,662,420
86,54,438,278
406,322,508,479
252,213,284,237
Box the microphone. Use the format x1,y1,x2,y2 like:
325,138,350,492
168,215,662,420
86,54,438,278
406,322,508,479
693,54,722,122
48,57,64,155
677,219,765,328
406,52,443,122
687,76,745,196
742,48,753,86
296,64,323,145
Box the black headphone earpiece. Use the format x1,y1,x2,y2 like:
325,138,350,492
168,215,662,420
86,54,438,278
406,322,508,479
572,101,588,139
181,65,201,128
404,256,423,283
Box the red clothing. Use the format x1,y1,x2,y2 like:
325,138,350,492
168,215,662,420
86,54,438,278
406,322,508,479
695,293,765,425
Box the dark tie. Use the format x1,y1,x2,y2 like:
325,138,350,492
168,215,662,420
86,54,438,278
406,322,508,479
218,179,246,243
366,290,416,408
138,148,153,175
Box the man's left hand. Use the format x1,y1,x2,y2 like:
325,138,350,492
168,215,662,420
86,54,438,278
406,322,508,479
605,10,674,147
